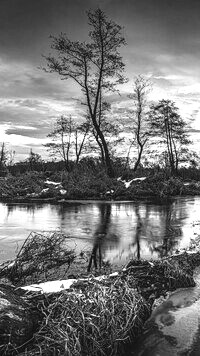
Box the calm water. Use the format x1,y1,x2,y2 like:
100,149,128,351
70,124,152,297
1,197,200,265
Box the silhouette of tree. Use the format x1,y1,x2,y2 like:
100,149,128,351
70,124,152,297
45,116,90,170
44,8,126,177
149,100,190,174
127,76,151,172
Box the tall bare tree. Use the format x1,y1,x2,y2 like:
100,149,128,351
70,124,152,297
127,76,151,172
44,8,126,177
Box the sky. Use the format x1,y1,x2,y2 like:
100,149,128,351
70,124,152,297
1,0,200,161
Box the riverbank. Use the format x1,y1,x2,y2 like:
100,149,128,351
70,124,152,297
1,171,200,203
1,232,200,355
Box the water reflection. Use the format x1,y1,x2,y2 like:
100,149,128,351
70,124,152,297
147,204,182,258
0,197,200,265
88,204,111,272
134,206,142,260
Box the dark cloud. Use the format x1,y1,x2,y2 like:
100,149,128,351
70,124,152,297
0,106,45,127
1,0,200,63
0,0,200,159
0,61,77,100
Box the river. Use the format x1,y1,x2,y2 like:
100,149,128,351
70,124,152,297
1,196,200,265
1,196,200,355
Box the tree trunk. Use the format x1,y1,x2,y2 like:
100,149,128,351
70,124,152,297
133,143,144,172
91,115,114,177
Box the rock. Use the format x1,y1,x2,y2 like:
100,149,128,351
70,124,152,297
0,284,37,355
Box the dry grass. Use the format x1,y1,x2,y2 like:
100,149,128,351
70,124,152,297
0,231,76,285
125,258,195,299
19,277,150,356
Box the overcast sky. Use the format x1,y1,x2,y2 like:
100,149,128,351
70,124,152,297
1,0,200,160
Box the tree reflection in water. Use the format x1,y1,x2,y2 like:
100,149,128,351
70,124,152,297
5,203,43,220
87,201,184,269
127,202,183,262
88,204,111,272
1,198,194,265
133,205,142,260
147,203,182,258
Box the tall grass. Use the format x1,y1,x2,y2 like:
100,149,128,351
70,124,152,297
20,278,150,356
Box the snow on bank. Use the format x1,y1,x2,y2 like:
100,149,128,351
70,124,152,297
21,279,77,293
45,180,63,188
60,189,67,195
117,176,146,189
45,180,61,186
21,272,119,294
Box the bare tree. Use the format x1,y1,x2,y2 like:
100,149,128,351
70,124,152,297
128,76,151,172
44,8,126,177
45,116,73,171
45,116,90,169
149,100,190,174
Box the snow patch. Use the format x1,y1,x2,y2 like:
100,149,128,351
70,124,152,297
7,261,15,269
60,189,67,195
117,176,146,189
21,272,119,294
40,188,49,194
131,177,146,182
21,279,77,294
105,189,114,195
45,180,62,187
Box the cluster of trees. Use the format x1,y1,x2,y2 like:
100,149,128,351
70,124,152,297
0,9,195,178
42,8,194,177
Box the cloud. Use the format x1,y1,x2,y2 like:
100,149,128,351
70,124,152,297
0,0,200,159
6,127,42,138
